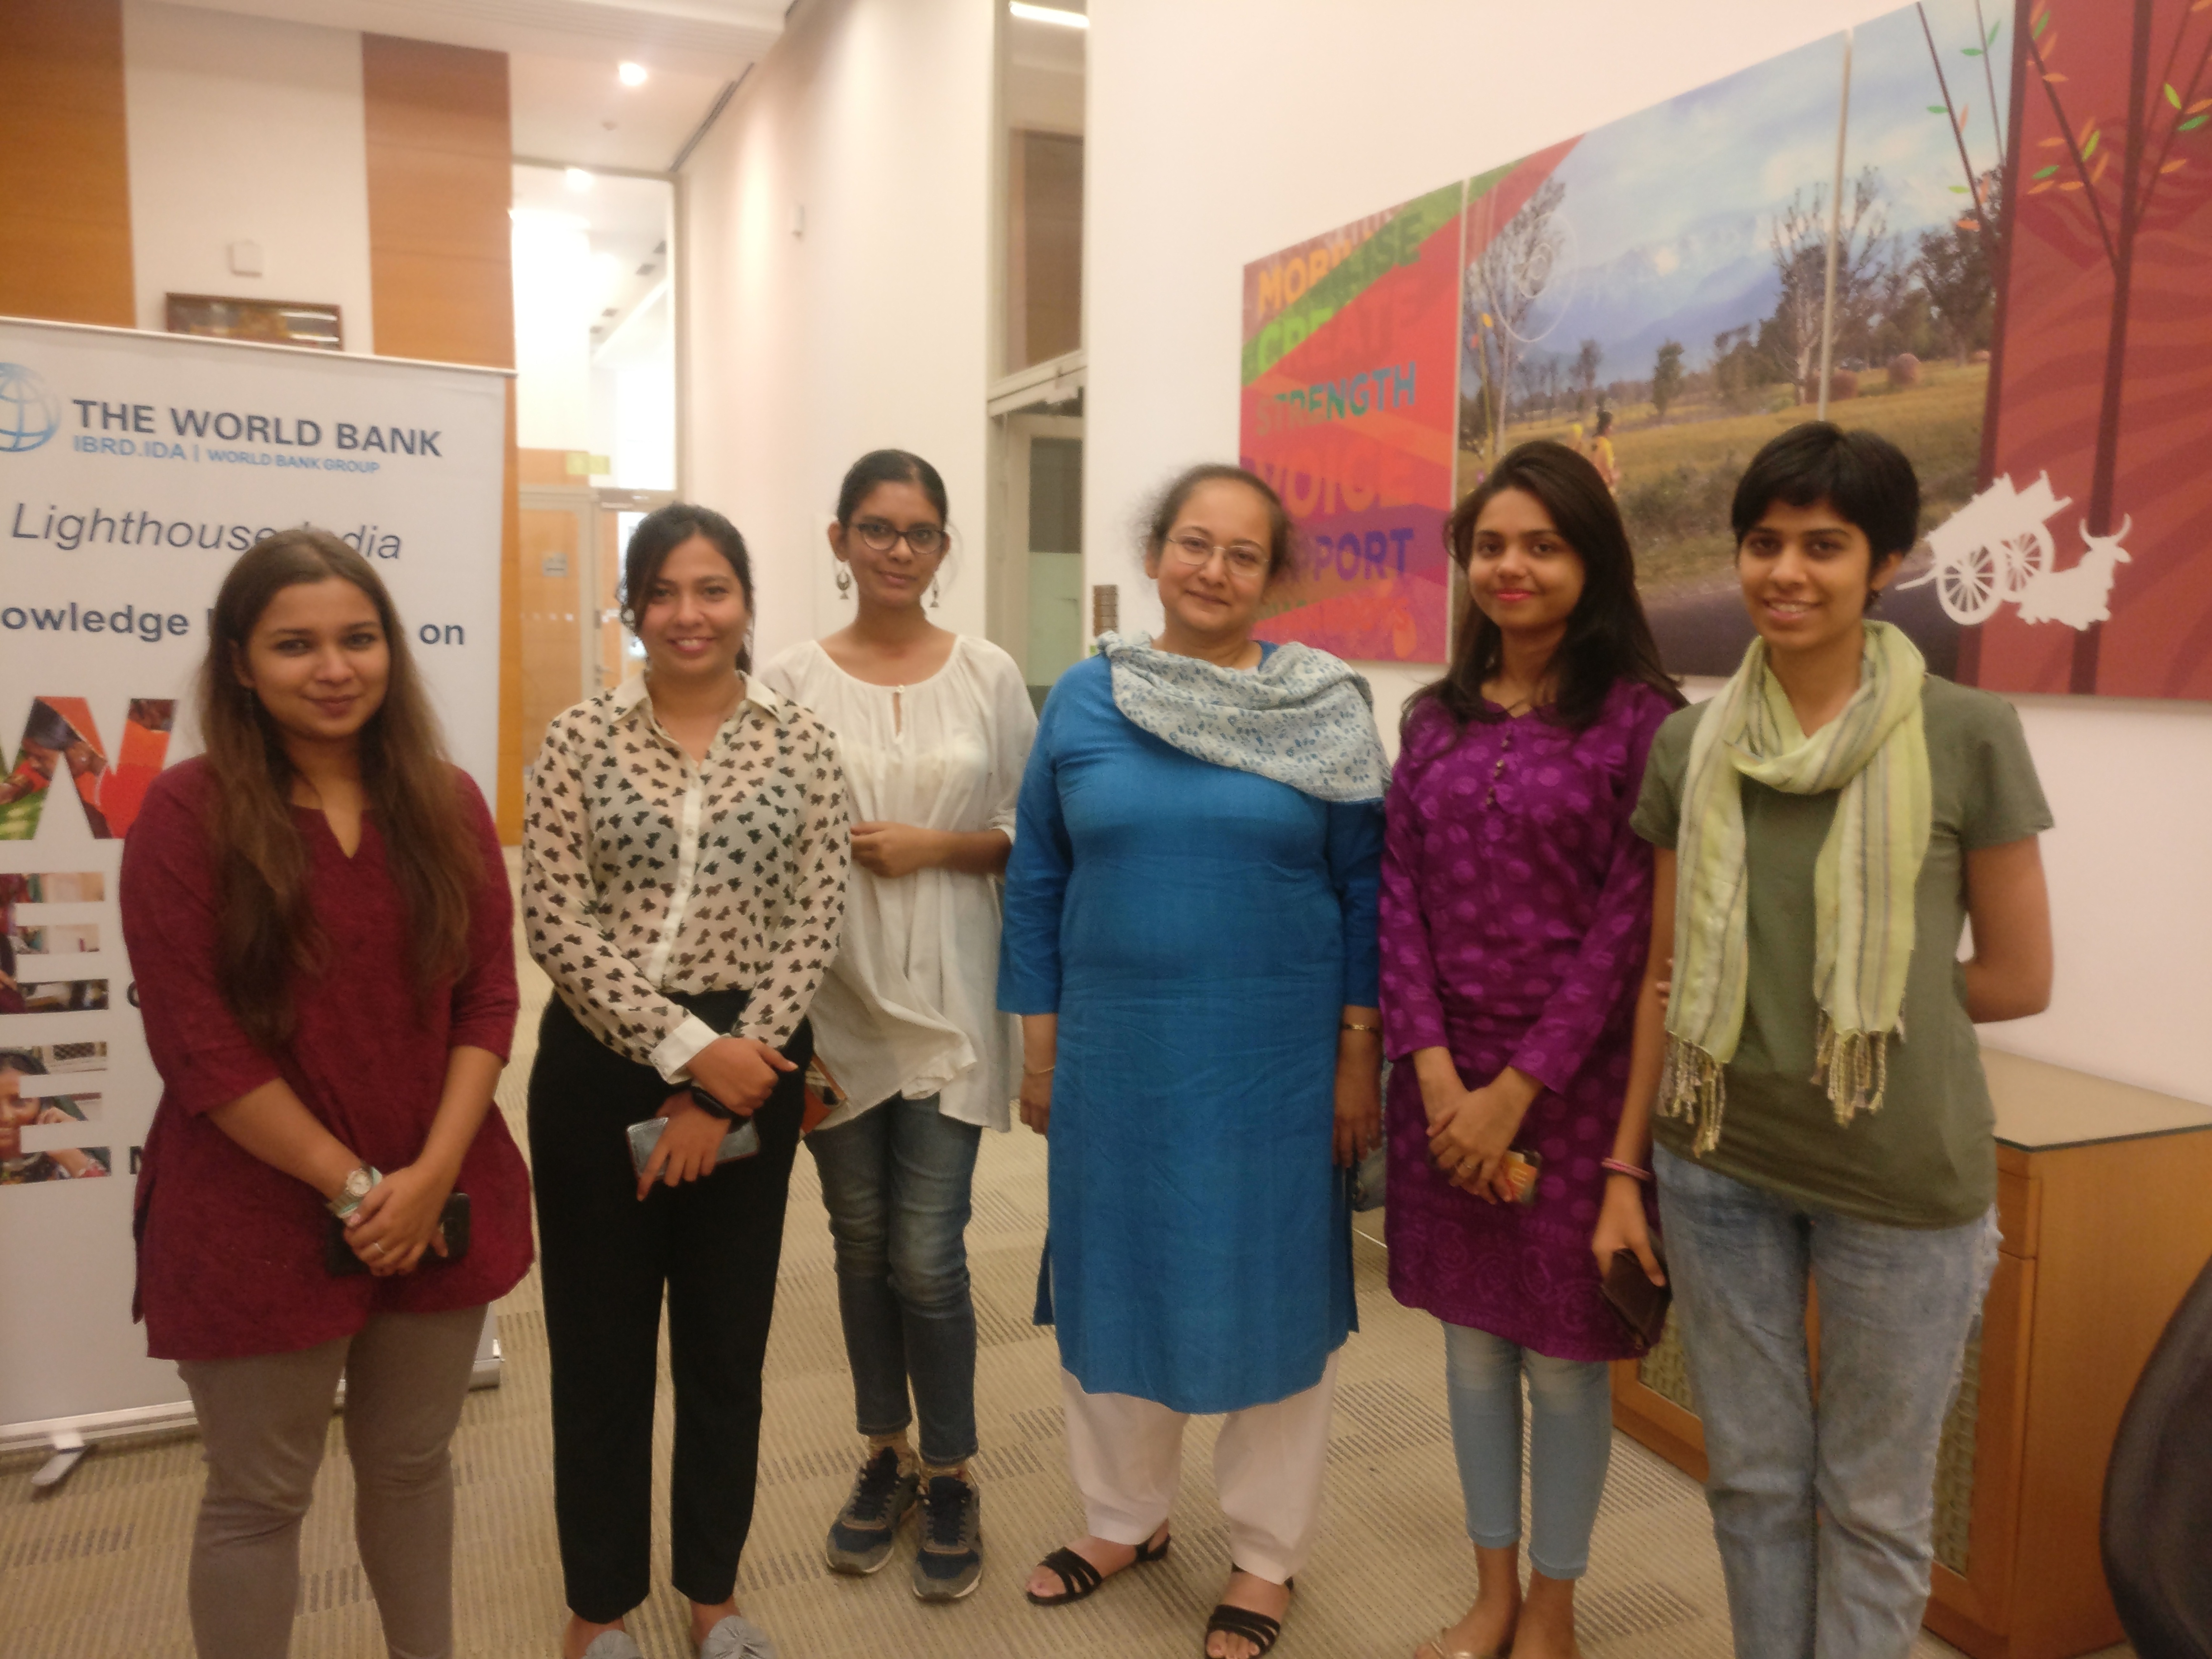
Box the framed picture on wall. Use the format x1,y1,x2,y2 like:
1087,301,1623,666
164,294,343,351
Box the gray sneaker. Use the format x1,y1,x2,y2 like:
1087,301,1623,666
911,1472,982,1602
824,1445,919,1574
698,1614,778,1659
579,1634,643,1659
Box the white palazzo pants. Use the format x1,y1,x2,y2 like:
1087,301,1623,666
1058,1351,1341,1584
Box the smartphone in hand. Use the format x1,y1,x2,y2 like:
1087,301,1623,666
625,1115,760,1177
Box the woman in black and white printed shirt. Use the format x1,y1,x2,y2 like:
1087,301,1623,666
523,503,849,1659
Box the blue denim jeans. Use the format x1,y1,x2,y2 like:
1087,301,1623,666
1443,1323,1615,1579
806,1094,983,1467
1655,1146,2001,1659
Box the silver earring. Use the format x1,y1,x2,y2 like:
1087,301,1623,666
928,576,941,609
835,563,853,598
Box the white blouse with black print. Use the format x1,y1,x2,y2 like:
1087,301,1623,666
522,671,850,1080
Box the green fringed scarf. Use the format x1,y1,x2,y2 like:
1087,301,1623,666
1663,620,1933,1153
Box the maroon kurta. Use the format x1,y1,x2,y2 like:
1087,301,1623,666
120,758,531,1362
1379,681,1671,1362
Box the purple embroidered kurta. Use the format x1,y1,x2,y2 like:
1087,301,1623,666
1380,679,1674,1362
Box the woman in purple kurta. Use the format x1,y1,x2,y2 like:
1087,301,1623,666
1381,442,1679,1659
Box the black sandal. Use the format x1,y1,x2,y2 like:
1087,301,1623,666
1203,1570,1292,1658
1024,1530,1172,1606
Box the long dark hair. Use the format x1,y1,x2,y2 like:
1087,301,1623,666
619,503,757,673
198,530,481,1050
1410,440,1679,735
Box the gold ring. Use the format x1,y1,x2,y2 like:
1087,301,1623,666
370,1241,386,1256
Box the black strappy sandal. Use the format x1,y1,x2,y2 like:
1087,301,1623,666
1024,1530,1172,1606
1203,1570,1292,1658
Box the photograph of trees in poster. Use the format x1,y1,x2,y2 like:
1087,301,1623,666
1455,0,2015,677
1240,0,2211,691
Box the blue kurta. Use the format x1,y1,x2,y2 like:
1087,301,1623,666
997,653,1383,1414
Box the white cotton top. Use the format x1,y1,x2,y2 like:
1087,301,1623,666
758,634,1036,1131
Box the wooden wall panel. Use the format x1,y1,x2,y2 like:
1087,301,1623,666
0,0,134,326
360,34,523,840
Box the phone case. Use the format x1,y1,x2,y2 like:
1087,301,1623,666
326,1191,472,1277
1498,1147,1544,1206
627,1114,761,1176
1599,1247,1673,1350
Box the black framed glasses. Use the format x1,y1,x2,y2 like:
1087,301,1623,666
852,518,946,556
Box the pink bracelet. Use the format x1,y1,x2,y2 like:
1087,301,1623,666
1601,1157,1651,1183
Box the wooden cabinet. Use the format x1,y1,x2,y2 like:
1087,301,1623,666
1611,1050,2212,1659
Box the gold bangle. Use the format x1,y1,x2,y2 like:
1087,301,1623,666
1340,1021,1382,1035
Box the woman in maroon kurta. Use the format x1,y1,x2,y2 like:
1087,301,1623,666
120,529,528,1659
1379,443,1678,1659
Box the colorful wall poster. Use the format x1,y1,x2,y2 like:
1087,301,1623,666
1240,0,2210,696
1239,184,1463,664
1455,3,2012,679
1969,0,2212,698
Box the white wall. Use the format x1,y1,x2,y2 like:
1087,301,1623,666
122,0,375,354
1086,0,2212,1106
680,0,995,666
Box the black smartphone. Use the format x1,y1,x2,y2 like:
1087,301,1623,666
327,1191,471,1277
1599,1246,1672,1351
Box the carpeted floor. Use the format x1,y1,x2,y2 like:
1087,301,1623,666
0,911,2135,1659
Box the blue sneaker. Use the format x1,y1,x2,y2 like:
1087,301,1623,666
911,1472,983,1601
824,1446,918,1575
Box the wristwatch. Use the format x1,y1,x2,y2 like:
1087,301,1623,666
328,1165,382,1219
687,1084,738,1122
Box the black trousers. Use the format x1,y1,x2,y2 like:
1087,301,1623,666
527,993,809,1623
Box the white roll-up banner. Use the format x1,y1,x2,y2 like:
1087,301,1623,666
0,317,507,1445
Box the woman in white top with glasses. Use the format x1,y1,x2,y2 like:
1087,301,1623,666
760,449,1035,1603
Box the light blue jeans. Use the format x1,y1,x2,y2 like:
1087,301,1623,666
1655,1146,2001,1659
1443,1323,1615,1579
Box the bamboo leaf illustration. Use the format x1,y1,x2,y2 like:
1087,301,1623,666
1929,103,1949,113
2183,115,2210,131
2190,99,2212,114
2092,152,2111,183
2034,163,2061,177
2044,71,2069,81
1956,215,1981,228
2039,135,2066,146
1950,183,1971,192
1988,20,2001,41
2083,127,2101,159
1964,45,1983,55
2029,179,2058,194
2161,157,2190,172
2033,8,2048,35
2168,83,2184,108
2058,179,2084,190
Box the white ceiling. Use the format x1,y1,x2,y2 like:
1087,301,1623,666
178,0,782,170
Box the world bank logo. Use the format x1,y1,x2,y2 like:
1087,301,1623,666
0,363,60,453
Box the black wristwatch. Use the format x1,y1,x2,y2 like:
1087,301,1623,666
687,1083,737,1122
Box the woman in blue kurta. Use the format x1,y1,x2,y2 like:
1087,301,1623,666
999,464,1387,1659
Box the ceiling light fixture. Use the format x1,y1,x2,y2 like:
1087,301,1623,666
618,61,648,87
564,167,594,192
1009,2,1087,28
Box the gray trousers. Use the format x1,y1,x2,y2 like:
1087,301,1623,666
175,1305,485,1659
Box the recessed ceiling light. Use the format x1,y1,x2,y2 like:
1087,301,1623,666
564,167,594,192
618,61,647,87
1009,2,1087,27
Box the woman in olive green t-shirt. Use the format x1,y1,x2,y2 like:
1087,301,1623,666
1591,424,2053,1659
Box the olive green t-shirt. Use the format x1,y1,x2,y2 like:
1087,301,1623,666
1630,677,2053,1228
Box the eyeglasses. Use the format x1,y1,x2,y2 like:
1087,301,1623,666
1163,531,1270,579
851,518,946,556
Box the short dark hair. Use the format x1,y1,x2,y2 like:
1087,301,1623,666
0,1049,47,1076
1731,422,1921,562
1140,463,1297,584
836,449,949,528
1412,440,1681,734
619,503,756,671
